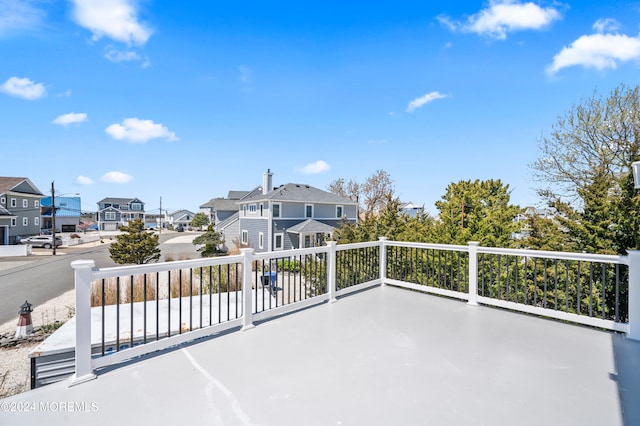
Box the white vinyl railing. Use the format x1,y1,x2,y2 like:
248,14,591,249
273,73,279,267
69,239,639,386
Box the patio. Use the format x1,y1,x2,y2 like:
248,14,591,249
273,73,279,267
2,284,639,426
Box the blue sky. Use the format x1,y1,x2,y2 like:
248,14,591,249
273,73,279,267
2,1,640,215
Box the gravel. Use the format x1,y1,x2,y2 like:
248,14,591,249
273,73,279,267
0,289,75,399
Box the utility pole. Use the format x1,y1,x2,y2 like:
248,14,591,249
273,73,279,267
159,196,162,233
51,181,56,256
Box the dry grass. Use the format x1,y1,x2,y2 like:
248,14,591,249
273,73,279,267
90,264,244,307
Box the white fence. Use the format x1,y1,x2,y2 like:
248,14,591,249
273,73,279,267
68,239,639,386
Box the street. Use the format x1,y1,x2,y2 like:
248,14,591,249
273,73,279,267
0,232,201,325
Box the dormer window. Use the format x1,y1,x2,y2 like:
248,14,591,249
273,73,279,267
249,204,257,213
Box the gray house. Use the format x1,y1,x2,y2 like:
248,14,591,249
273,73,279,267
201,190,252,251
97,197,145,231
200,191,250,225
237,170,358,252
0,177,44,244
168,209,196,229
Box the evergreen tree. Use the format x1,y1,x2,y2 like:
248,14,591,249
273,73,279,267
109,218,161,264
433,179,521,247
192,224,225,257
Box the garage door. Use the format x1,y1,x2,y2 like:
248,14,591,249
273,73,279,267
104,223,117,231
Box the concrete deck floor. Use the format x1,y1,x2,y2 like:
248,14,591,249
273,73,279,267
2,285,639,426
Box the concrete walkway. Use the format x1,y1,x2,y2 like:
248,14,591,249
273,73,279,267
1,285,639,426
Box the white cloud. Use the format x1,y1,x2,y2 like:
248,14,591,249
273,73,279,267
0,76,46,100
296,160,331,175
76,175,94,185
52,112,88,126
547,32,640,75
406,92,448,113
0,0,45,35
101,171,133,184
593,18,620,34
71,0,152,45
57,89,72,98
105,118,178,143
105,46,140,62
439,0,562,40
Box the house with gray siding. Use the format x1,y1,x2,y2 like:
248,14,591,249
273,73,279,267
237,170,358,252
200,191,250,225
97,197,145,231
168,209,196,229
0,177,44,244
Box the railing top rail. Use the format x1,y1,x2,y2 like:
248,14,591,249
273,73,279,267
477,246,628,265
91,254,245,280
336,241,382,251
384,240,470,252
253,245,330,260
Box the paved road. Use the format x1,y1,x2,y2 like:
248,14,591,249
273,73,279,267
0,232,201,325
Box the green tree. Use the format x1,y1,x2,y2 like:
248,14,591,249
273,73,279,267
109,219,161,264
433,179,521,247
531,84,640,254
190,212,210,229
192,224,224,257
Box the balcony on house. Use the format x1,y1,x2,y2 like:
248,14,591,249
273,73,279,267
4,239,640,425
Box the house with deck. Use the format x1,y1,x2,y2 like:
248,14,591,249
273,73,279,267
96,197,145,231
0,177,44,244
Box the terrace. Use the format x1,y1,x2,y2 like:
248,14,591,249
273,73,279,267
2,239,640,425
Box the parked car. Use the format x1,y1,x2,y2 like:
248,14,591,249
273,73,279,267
19,235,63,249
175,225,184,232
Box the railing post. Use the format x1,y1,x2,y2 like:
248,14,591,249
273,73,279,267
241,248,255,331
467,242,479,306
326,241,337,303
70,259,97,386
627,250,640,341
379,237,388,286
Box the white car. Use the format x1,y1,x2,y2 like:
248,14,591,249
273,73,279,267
19,235,63,249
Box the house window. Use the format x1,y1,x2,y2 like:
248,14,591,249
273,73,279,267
23,199,28,208
34,200,39,208
274,233,283,250
131,203,142,211
113,204,120,209
259,232,264,249
305,204,313,218
336,205,343,218
249,204,257,213
304,235,312,248
23,217,28,226
260,204,263,217
273,203,281,218
11,218,16,226
105,212,116,220
241,230,248,244
242,205,247,216
34,217,39,226
0,197,5,204
11,198,16,208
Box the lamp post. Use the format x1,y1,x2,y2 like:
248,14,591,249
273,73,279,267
628,161,640,341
